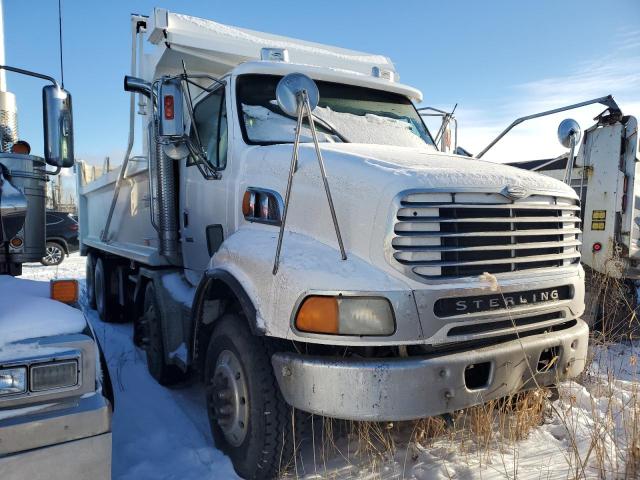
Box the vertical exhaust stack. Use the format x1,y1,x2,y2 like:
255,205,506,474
0,0,17,152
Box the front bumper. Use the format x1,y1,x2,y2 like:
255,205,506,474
0,432,111,480
0,392,112,479
272,319,588,421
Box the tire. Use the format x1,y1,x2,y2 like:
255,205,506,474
142,282,183,385
204,314,304,479
94,257,120,323
41,241,65,266
85,251,97,309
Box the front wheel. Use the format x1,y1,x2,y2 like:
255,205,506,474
41,242,65,266
204,315,303,479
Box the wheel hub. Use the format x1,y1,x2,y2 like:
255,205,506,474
44,246,62,264
212,349,249,447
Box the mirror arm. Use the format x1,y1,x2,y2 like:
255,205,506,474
0,65,59,87
44,166,62,176
476,95,621,158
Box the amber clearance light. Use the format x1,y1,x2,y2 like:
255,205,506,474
50,279,79,304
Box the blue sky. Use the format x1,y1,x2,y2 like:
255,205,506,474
4,0,640,165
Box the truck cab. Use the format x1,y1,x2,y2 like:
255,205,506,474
79,9,588,479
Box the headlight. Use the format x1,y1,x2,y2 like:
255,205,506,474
0,367,27,395
295,296,395,335
31,361,79,392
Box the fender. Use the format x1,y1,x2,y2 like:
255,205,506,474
190,268,262,366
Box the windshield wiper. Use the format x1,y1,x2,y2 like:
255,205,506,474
305,114,350,143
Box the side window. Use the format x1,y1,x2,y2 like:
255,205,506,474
190,88,228,170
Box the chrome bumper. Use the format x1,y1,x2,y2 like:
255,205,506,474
272,319,589,421
0,393,112,479
0,433,111,480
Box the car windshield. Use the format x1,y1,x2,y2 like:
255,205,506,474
236,74,434,148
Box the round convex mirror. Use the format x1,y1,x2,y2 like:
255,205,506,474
275,73,319,117
557,118,581,148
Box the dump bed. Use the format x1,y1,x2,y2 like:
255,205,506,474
145,8,396,79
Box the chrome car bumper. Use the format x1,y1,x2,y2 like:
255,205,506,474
272,319,588,421
0,393,112,479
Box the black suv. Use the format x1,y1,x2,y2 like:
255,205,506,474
41,211,79,266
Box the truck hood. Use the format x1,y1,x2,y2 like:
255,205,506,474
312,143,577,196
241,142,578,283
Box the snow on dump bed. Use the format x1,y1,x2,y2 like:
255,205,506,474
0,275,86,349
169,12,392,76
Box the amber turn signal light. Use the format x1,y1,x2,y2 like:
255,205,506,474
50,279,79,304
295,296,339,334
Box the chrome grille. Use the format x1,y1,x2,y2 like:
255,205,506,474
391,191,581,280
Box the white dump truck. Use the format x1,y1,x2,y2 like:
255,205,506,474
78,8,588,478
0,0,112,477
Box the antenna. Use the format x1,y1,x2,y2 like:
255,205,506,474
57,0,64,88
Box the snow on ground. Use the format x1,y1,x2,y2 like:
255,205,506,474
20,254,239,480
19,254,640,479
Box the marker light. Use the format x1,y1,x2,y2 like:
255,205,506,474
163,95,175,120
296,296,395,336
593,242,602,252
10,140,31,155
50,279,79,304
0,367,27,395
9,237,23,248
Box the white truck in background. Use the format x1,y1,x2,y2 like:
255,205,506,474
0,1,112,477
78,9,588,479
459,98,639,329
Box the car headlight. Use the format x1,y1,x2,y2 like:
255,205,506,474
31,361,79,392
295,296,395,335
0,367,27,395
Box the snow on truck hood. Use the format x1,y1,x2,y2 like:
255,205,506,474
0,275,87,351
268,143,578,197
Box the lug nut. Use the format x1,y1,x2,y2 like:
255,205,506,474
219,405,233,415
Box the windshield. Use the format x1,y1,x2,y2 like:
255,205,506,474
236,74,434,148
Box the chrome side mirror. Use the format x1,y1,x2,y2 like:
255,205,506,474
557,118,581,148
275,73,319,116
558,119,581,185
43,85,74,168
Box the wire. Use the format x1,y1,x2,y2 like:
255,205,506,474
57,0,64,88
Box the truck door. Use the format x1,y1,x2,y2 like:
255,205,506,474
180,86,229,285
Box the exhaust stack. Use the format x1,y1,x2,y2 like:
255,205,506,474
0,0,18,151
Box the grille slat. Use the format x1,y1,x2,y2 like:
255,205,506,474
392,191,581,280
396,216,581,224
405,251,581,268
399,203,581,211
392,239,581,253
